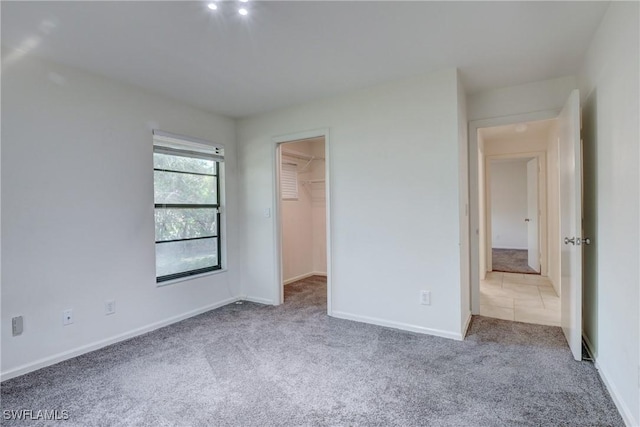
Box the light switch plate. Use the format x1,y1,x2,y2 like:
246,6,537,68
12,316,23,336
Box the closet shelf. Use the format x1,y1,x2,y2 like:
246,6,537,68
282,149,325,161
282,149,325,172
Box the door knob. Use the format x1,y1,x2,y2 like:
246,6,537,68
525,218,530,222
583,237,591,245
564,237,575,245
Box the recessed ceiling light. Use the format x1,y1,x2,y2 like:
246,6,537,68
239,0,248,2
207,3,217,10
239,8,248,15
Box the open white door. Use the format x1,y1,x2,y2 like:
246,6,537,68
526,158,540,272
559,89,582,361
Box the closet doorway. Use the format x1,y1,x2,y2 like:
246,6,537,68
274,132,330,310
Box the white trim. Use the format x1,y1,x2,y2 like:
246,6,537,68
283,272,316,285
324,132,333,317
152,129,224,151
283,271,327,285
272,128,332,315
462,312,473,338
593,359,638,427
469,109,560,314
272,129,328,145
241,296,275,305
331,311,465,341
0,296,240,382
274,143,283,305
156,268,227,287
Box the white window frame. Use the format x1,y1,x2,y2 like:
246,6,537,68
152,130,225,284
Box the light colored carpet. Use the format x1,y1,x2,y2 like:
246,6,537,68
1,276,622,426
492,248,539,274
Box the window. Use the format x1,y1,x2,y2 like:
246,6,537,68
281,162,298,200
153,130,224,283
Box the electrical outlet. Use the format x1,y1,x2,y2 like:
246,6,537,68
420,290,431,305
12,316,23,336
62,309,73,326
105,300,116,315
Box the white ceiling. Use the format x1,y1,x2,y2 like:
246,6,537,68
1,1,609,118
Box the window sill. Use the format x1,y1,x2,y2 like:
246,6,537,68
156,268,227,287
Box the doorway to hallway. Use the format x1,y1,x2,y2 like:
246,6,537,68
488,156,542,275
470,90,585,360
475,119,559,327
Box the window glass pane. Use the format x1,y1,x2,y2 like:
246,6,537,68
155,208,217,242
156,238,219,278
153,152,215,175
154,171,217,205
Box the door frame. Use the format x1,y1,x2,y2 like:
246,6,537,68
469,110,559,314
272,128,332,315
484,151,547,276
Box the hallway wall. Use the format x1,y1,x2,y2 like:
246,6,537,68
489,160,528,250
578,2,639,424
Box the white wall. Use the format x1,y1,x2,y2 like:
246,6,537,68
238,69,468,339
489,160,528,249
483,135,549,157
578,2,640,424
1,49,240,379
477,133,487,279
467,75,577,121
281,139,326,283
310,142,327,275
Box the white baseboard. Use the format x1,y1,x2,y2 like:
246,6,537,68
331,310,464,341
1,296,241,382
283,271,327,285
241,295,275,305
593,357,638,426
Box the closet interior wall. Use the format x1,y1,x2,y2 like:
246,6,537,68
281,139,326,284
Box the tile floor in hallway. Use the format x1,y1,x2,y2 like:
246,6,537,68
480,272,560,326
